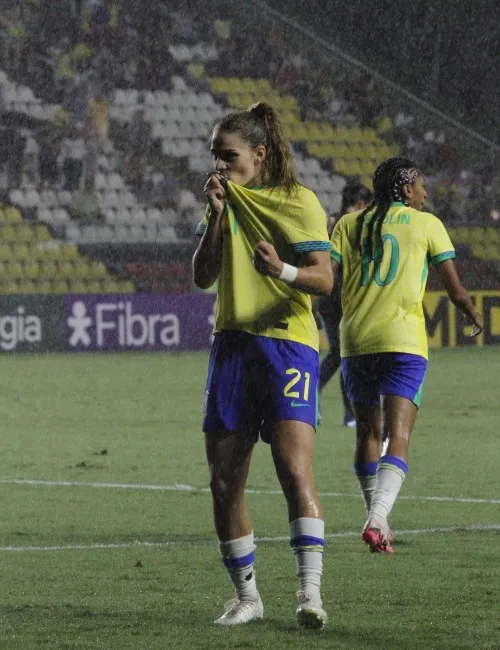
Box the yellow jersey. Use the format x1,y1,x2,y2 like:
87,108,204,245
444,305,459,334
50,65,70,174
196,182,331,350
331,202,455,359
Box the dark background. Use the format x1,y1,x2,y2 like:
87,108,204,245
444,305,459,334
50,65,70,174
271,0,499,143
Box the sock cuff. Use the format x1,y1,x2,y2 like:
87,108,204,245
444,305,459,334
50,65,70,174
354,461,378,477
219,531,255,567
379,454,408,476
289,517,325,550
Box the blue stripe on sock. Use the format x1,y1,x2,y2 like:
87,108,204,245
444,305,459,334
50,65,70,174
380,454,408,475
290,535,325,548
354,461,379,477
221,550,255,569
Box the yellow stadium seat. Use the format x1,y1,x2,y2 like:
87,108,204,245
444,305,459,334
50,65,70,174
452,227,468,244
0,244,12,262
68,280,87,293
11,244,30,261
2,281,18,294
23,261,40,280
88,261,108,280
39,246,62,263
36,280,53,294
34,224,51,241
60,245,80,261
485,228,499,244
86,280,102,293
102,280,120,293
4,207,22,223
58,261,75,279
484,244,500,260
469,228,485,244
17,280,36,294
15,225,35,243
39,262,57,279
120,281,135,293
0,226,16,242
51,280,69,294
74,261,90,279
6,262,23,279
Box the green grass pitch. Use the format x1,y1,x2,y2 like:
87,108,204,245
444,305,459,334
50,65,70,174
0,347,498,649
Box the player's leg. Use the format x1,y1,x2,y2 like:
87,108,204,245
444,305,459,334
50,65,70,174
342,355,382,518
262,338,327,628
203,331,263,624
271,420,327,629
340,371,356,428
364,395,417,540
363,354,427,551
319,313,341,391
206,429,263,624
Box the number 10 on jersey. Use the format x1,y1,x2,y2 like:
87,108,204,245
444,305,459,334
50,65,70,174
360,234,400,287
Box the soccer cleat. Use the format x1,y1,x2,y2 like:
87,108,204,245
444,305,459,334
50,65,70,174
296,590,328,629
361,526,395,554
214,595,264,625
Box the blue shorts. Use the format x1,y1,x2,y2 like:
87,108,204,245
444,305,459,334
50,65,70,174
203,330,319,442
341,353,427,408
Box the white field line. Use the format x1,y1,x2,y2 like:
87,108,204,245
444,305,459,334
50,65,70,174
0,524,499,553
0,478,499,505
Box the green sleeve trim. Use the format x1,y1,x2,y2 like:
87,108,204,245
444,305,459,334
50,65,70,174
195,222,207,236
429,250,456,265
292,241,332,253
331,250,342,264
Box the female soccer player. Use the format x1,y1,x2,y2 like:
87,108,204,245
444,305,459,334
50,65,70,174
330,157,483,553
318,182,373,427
193,102,333,627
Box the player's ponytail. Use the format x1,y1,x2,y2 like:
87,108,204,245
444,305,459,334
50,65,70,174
248,102,297,194
212,103,298,194
355,157,420,259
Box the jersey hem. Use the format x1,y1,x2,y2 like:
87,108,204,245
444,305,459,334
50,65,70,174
341,346,428,360
214,326,319,352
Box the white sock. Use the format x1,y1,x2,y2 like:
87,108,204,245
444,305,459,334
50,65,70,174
219,532,258,602
289,517,324,601
369,455,408,528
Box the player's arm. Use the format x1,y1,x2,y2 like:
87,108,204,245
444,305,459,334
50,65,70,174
434,259,483,336
192,175,225,289
253,242,333,296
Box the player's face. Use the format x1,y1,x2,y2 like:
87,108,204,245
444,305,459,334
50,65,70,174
405,175,427,210
210,129,266,187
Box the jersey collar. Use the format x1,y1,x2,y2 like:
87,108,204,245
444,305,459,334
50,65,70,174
391,201,405,207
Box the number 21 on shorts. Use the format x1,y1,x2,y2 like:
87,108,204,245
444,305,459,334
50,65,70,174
283,368,310,403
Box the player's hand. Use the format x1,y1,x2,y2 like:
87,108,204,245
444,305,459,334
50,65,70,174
470,312,484,337
204,173,226,219
253,241,283,278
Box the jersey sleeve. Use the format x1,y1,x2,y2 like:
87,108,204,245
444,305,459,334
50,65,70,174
427,215,456,265
194,206,210,236
330,219,343,265
286,189,331,254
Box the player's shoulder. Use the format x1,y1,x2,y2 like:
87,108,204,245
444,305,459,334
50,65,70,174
412,208,447,230
295,183,322,206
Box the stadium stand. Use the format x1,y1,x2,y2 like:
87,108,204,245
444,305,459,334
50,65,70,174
0,0,498,293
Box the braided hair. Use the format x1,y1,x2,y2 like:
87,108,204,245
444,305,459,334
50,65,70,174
354,157,420,259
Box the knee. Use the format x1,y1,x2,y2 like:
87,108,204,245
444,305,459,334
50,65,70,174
208,466,241,503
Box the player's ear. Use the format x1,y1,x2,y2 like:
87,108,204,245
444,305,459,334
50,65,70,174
254,145,267,163
402,184,412,204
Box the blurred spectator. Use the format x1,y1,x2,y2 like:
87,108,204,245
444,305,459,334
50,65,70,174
38,129,61,190
69,174,101,222
123,107,151,191
60,124,85,191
